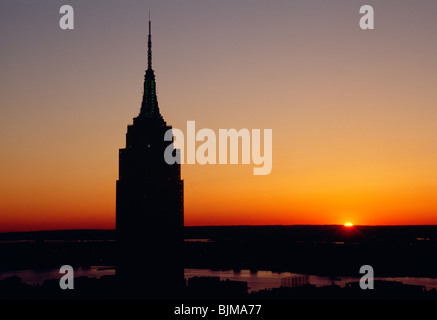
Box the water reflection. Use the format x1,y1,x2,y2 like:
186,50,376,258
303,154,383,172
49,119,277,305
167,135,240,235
1,267,437,293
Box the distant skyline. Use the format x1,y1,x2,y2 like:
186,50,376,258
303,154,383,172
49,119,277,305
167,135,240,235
1,0,437,232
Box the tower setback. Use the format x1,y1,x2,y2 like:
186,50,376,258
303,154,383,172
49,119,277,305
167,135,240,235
116,18,184,298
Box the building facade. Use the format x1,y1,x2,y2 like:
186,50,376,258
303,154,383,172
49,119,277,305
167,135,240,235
116,19,184,298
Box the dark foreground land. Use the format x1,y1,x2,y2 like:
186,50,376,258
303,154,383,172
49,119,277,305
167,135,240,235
186,225,437,278
2,225,437,277
1,225,437,299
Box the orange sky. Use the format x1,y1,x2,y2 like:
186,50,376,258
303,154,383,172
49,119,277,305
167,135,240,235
1,0,437,232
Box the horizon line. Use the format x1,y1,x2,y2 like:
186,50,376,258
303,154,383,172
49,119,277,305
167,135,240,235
3,224,437,234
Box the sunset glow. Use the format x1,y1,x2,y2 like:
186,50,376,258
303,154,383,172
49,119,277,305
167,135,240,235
1,1,437,232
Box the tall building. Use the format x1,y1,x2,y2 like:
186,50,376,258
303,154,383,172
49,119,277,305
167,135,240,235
116,19,184,298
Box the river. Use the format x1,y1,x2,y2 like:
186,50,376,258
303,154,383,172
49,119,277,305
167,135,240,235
2,267,437,293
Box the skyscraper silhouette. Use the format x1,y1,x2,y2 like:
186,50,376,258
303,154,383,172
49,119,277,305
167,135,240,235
116,18,184,298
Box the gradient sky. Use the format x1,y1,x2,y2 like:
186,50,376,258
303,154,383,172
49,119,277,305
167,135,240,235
1,0,437,232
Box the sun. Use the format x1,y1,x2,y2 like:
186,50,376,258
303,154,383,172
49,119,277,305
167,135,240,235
344,222,354,227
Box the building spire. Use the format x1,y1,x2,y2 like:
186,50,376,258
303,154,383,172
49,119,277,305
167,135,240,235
148,11,152,70
139,12,162,119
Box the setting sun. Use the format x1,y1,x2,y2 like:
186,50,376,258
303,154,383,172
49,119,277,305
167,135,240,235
344,222,353,227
